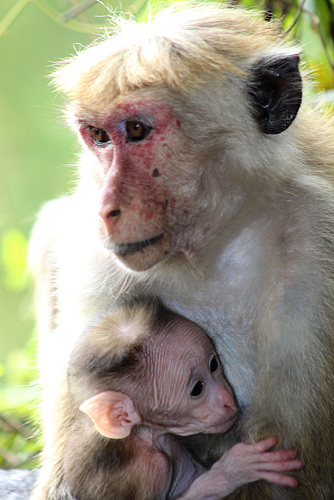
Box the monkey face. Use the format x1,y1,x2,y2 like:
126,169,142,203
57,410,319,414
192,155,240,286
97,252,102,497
141,318,237,436
74,93,210,272
179,352,238,435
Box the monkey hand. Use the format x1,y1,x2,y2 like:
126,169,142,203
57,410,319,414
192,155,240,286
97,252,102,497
178,436,304,500
210,436,304,496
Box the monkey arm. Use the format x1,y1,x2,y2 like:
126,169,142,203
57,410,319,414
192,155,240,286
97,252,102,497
30,372,76,500
29,198,62,343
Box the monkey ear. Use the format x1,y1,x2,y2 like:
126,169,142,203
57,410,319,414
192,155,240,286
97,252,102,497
80,390,141,439
248,54,302,134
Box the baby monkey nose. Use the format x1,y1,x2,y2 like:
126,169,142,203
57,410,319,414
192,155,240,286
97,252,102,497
221,387,236,411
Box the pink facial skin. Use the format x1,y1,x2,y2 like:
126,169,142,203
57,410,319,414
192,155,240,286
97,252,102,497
76,97,201,271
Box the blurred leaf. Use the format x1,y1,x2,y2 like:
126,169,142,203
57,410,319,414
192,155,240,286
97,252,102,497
0,228,28,292
0,406,41,469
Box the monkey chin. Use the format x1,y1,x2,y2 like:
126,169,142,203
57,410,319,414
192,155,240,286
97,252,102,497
114,233,171,272
204,412,238,435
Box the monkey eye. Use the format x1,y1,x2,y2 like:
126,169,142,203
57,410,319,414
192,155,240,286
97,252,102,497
90,127,111,145
126,120,152,142
190,380,204,397
209,356,219,373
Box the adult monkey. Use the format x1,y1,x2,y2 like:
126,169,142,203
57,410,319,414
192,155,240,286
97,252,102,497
29,3,334,499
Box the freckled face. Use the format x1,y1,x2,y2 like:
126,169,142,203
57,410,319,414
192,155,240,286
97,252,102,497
76,94,203,271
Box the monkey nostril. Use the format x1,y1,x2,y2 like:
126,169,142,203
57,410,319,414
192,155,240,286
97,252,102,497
109,210,121,218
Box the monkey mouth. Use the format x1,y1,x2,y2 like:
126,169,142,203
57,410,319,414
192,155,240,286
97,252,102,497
113,233,165,257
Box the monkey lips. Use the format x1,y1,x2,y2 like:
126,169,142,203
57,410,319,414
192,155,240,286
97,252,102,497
114,233,165,256
109,232,171,271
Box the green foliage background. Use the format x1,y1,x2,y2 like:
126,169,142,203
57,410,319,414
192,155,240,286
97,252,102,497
0,0,333,470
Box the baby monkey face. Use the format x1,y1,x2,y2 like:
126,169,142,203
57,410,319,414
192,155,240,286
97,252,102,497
144,318,237,436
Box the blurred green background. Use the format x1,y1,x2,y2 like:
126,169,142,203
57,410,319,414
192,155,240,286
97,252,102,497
0,0,333,470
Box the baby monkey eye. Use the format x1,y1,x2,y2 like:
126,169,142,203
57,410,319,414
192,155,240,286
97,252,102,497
190,380,204,397
209,356,219,373
90,127,111,145
126,120,152,142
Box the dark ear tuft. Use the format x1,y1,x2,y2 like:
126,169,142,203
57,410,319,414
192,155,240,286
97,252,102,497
248,54,302,134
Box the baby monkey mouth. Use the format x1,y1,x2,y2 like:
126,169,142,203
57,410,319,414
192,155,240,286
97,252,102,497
114,233,165,257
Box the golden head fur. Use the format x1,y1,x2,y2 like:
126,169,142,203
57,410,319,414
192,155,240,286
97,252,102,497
54,4,290,110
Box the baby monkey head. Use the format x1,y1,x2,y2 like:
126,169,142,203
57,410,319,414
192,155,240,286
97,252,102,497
69,298,237,440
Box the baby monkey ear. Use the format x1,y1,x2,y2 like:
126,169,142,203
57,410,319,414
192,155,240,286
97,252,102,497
80,390,141,439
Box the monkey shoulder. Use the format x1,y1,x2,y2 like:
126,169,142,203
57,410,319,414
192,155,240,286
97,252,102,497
29,196,73,276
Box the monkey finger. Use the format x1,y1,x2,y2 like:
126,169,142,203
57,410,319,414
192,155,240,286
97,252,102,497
249,437,278,453
262,449,299,463
258,471,300,488
260,459,304,472
244,439,299,460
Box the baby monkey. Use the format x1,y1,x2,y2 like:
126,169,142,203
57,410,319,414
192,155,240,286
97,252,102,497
65,299,303,499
